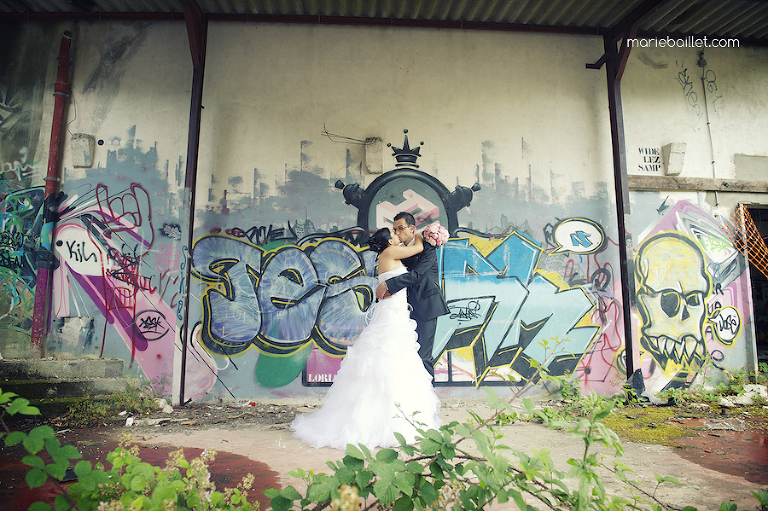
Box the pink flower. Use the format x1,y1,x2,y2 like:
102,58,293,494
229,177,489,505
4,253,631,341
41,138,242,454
422,223,449,247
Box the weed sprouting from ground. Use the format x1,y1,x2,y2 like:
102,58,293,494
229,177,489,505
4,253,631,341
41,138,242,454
62,382,158,428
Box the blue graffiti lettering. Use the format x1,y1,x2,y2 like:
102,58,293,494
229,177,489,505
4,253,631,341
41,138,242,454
192,234,373,357
570,230,592,248
434,232,598,382
192,229,600,385
192,234,263,355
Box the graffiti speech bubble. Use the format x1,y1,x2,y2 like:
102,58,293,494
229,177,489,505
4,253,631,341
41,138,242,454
551,218,606,255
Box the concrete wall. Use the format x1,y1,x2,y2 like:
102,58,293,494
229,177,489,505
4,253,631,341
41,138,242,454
622,44,767,395
0,21,764,402
0,21,193,396
624,44,768,181
190,23,620,400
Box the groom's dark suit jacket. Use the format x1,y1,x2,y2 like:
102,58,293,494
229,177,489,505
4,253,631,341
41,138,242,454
384,242,449,322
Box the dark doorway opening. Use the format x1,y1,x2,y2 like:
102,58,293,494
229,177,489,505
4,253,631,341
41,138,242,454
746,206,768,366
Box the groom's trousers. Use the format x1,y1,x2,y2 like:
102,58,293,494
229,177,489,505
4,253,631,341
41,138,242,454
416,317,438,381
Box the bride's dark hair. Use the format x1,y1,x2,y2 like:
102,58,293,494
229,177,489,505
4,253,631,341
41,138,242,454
368,228,392,254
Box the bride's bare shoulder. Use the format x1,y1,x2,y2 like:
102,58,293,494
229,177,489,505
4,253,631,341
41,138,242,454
377,261,404,275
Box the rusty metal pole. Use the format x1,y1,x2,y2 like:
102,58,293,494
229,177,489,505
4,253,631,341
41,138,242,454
30,30,73,358
178,0,207,406
604,33,638,377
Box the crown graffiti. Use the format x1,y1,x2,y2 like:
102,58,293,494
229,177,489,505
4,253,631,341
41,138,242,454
388,129,423,168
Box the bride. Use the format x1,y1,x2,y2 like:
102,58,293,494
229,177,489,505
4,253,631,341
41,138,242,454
290,226,442,449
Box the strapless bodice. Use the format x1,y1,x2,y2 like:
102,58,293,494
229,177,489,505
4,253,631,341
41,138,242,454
377,265,407,284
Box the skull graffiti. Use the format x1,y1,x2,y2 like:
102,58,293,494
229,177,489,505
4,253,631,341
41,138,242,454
636,233,711,376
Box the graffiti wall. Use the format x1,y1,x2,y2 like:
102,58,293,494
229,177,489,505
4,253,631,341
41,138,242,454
0,22,205,398
3,127,215,397
185,171,755,401
0,23,61,359
630,194,754,395
185,129,627,399
1,20,763,402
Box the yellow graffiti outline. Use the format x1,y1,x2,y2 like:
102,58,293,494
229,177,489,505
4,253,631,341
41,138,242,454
634,230,713,378
436,237,599,387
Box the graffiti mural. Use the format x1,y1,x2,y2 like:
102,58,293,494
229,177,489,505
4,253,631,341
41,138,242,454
631,197,751,394
0,184,44,315
335,131,481,234
181,130,638,397
1,105,753,403
43,179,210,396
636,232,711,378
0,123,216,398
0,154,46,358
191,222,612,389
191,234,378,387
48,131,218,397
190,132,617,392
0,31,57,355
432,226,603,386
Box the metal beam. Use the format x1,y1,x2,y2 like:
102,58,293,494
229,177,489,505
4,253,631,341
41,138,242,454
3,10,768,46
178,0,207,406
615,24,638,81
0,11,606,35
586,53,608,69
183,0,205,69
628,175,768,193
603,32,638,379
589,0,671,70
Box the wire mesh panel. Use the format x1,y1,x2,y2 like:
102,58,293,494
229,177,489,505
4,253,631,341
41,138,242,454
721,204,768,280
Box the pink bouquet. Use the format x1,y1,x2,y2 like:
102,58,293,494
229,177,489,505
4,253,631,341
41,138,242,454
422,223,449,247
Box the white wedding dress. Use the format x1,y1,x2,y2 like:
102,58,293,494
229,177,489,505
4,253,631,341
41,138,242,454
290,265,442,450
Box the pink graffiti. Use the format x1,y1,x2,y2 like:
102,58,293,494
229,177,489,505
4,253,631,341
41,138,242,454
95,183,154,252
53,183,216,398
562,237,626,393
155,244,182,273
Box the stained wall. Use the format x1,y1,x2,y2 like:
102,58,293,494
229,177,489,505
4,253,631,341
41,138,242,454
0,21,764,402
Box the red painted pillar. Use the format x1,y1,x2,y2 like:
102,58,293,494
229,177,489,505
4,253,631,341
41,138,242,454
30,31,73,358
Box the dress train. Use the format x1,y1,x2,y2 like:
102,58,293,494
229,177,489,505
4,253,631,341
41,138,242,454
290,266,441,449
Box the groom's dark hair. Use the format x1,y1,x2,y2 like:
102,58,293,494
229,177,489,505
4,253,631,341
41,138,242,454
394,211,415,226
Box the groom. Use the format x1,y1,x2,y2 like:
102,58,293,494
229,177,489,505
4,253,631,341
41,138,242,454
376,212,449,379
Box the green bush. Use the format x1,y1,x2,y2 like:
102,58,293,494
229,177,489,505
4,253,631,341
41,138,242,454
2,388,257,511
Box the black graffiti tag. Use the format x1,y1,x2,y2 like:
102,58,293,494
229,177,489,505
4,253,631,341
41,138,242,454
449,300,482,321
133,310,169,341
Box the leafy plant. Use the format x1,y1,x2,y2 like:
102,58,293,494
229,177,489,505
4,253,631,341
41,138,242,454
266,390,674,511
751,488,768,510
656,358,768,407
2,388,83,510
263,337,766,511
2,387,259,511
56,436,259,511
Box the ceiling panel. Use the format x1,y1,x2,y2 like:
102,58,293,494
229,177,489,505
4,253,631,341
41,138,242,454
1,0,767,45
